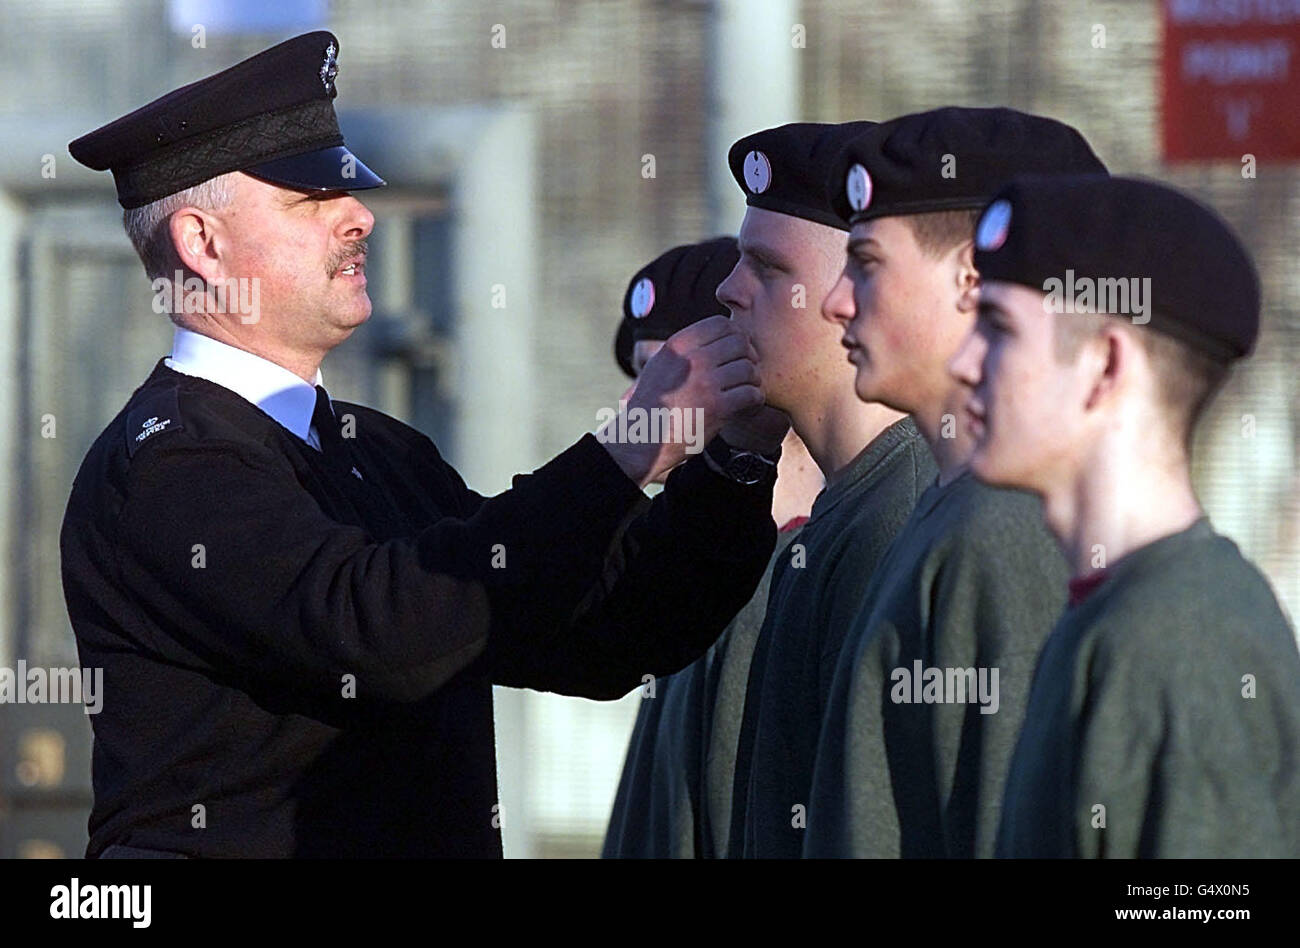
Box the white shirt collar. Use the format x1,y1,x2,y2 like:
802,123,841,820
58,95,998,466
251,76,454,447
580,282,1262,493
163,326,326,446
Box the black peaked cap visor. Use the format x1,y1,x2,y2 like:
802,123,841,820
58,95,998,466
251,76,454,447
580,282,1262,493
245,145,385,192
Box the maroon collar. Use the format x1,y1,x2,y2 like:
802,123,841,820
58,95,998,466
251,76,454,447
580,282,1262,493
1067,569,1109,607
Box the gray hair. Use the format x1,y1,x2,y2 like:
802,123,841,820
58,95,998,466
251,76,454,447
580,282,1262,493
122,172,237,283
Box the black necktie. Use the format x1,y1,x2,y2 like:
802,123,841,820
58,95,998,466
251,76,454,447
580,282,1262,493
312,384,350,464
310,385,401,534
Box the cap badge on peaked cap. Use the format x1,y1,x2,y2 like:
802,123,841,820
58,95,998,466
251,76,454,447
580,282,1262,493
320,41,338,94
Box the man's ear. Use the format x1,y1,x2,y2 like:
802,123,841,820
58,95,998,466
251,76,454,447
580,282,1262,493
955,240,979,313
1083,322,1130,412
168,207,225,283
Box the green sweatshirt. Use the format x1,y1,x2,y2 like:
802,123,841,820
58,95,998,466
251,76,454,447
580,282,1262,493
997,517,1300,857
805,471,1068,857
731,417,937,858
602,525,801,857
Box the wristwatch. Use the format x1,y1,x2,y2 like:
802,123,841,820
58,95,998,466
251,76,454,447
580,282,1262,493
702,435,781,485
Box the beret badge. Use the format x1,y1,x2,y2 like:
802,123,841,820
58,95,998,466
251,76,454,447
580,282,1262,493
975,199,1012,252
742,150,772,194
629,277,656,318
845,163,872,214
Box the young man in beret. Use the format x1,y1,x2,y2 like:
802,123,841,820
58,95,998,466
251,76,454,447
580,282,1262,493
715,122,940,859
806,107,1108,858
60,33,785,858
603,238,823,858
947,174,1300,857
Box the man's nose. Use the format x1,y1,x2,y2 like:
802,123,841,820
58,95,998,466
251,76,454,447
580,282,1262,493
338,195,375,240
715,262,744,314
948,327,986,386
821,270,855,326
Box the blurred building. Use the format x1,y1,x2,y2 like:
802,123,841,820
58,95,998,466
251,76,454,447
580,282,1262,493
0,0,1294,857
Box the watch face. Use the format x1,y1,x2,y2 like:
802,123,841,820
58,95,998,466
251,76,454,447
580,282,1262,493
725,452,768,485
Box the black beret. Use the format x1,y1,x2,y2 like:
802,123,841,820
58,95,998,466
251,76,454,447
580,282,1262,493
613,318,636,378
973,174,1260,363
728,122,877,231
613,236,740,377
69,31,384,209
827,106,1107,226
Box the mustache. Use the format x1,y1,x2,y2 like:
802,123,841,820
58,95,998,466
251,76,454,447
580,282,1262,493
326,238,369,278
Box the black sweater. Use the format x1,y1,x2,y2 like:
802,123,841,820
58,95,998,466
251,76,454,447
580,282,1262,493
60,359,776,857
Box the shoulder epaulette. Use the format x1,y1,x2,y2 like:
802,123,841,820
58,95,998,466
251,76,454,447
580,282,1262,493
125,382,185,458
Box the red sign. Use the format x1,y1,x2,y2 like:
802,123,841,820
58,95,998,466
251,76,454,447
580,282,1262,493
1162,0,1300,161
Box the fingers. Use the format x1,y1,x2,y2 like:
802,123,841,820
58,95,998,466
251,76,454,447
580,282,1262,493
713,356,761,392
632,313,767,435
669,313,735,349
663,315,761,382
698,329,751,368
718,381,765,417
